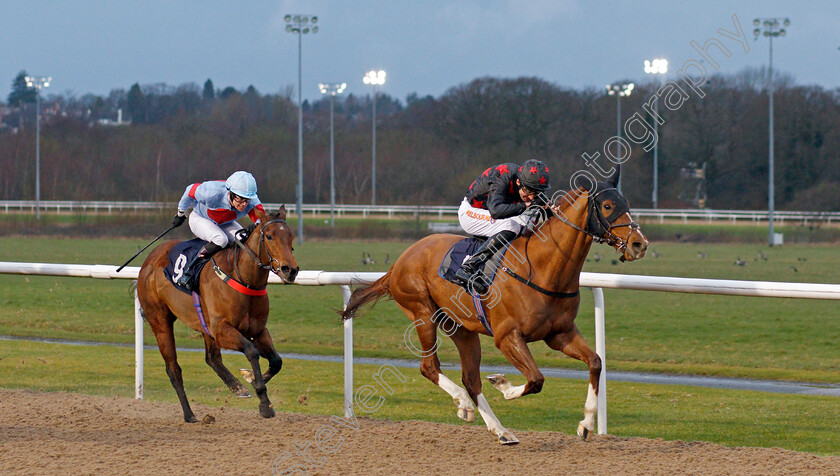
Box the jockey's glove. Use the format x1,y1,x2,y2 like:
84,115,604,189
172,214,186,227
521,205,545,229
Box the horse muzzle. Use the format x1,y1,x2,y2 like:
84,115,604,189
621,229,649,262
277,265,299,284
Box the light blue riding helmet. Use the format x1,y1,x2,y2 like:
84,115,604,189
225,171,258,199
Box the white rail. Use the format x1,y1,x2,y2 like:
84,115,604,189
3,261,840,435
2,200,838,224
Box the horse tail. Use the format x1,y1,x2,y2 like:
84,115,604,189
340,272,392,321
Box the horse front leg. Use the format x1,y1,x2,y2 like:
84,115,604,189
545,326,602,440
202,334,252,398
490,330,545,400
251,328,283,384
215,322,275,419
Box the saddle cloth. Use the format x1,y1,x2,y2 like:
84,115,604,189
438,236,510,291
163,238,210,295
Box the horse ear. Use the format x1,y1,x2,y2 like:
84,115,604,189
255,207,267,222
608,164,621,188
277,204,287,220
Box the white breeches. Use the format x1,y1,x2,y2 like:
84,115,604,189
458,199,527,237
188,213,243,247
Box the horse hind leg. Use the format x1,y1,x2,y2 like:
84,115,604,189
450,326,518,445
202,334,251,398
147,310,197,423
545,326,602,440
404,306,475,423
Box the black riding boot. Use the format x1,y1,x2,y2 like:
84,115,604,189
454,230,517,294
177,242,224,289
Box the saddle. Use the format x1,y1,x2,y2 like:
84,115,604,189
163,238,211,295
438,236,510,291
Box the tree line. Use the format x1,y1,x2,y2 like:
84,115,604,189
2,69,838,210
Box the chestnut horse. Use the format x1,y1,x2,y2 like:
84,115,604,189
137,206,298,422
342,168,648,444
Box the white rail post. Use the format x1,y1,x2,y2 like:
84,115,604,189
341,284,353,418
134,284,144,399
593,287,607,434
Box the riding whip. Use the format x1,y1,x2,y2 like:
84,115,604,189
116,224,178,272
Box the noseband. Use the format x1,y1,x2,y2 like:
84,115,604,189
233,218,290,274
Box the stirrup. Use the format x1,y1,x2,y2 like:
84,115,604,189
455,268,488,295
176,272,192,287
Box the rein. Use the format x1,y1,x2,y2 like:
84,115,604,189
500,265,580,299
502,187,637,299
220,218,290,293
551,188,639,256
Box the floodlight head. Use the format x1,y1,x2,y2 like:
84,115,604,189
312,16,318,24
753,18,760,26
364,70,386,86
285,14,291,22
783,18,790,27
754,28,760,37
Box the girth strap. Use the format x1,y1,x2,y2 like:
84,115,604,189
501,266,580,299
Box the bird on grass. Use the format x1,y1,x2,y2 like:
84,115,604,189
734,258,747,266
697,252,708,259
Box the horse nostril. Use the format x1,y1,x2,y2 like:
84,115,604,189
283,266,299,280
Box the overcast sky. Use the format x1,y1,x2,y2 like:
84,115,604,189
3,1,838,104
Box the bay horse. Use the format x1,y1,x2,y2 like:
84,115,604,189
341,167,648,444
137,206,298,422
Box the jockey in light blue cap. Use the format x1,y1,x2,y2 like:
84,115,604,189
172,171,266,287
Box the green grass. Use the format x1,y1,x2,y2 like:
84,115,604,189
2,238,839,383
1,339,838,455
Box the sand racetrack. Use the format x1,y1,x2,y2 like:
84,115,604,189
1,389,838,475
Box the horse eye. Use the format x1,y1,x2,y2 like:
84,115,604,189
291,247,295,252
604,204,612,210
266,234,273,240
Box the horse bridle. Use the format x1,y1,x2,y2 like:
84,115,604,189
549,188,640,255
232,218,290,275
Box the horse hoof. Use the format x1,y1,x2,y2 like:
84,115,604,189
239,369,255,384
457,407,475,422
487,374,507,387
499,432,519,445
185,415,198,424
577,422,591,441
260,404,276,419
234,387,252,398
